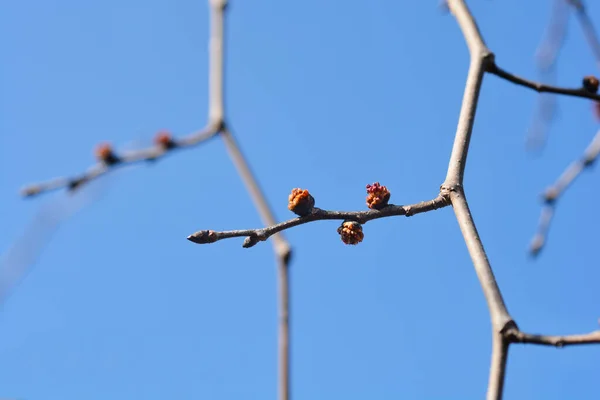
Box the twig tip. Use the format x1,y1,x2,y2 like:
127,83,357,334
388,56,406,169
187,230,218,244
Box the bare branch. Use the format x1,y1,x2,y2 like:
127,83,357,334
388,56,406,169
527,2,600,255
505,327,600,347
445,1,514,399
448,189,512,327
206,2,292,400
529,205,555,257
536,0,572,72
16,1,600,399
526,0,572,151
529,128,600,256
571,1,600,70
488,332,510,400
188,195,451,248
445,3,600,398
219,128,292,257
208,0,227,124
443,0,491,186
487,63,600,101
19,1,293,399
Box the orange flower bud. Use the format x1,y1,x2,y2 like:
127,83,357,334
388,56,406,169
288,188,315,216
337,221,364,245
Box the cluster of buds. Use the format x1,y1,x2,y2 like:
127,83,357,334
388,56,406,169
287,183,393,245
582,75,599,94
154,130,176,150
288,188,315,216
337,221,364,245
366,182,391,210
94,142,120,165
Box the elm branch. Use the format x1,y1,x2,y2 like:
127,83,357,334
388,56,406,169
187,194,451,248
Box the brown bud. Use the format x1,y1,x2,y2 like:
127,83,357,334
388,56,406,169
94,142,119,165
288,188,315,216
366,182,391,210
582,75,599,94
337,221,364,245
155,131,176,149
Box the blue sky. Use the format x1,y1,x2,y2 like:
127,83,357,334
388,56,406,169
1,0,599,399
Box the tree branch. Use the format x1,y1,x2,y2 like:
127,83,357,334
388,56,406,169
18,1,294,399
536,0,571,73
446,3,600,399
572,0,600,70
529,128,600,255
448,190,513,327
206,2,293,400
487,62,600,101
505,327,600,347
445,1,514,399
443,0,491,187
19,124,221,198
527,1,600,255
17,1,599,398
529,205,555,257
188,194,451,247
525,0,572,151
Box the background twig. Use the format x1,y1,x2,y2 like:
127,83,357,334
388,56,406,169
529,0,600,256
526,0,572,150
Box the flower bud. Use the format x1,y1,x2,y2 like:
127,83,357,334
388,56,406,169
337,221,364,245
288,188,315,216
366,182,391,210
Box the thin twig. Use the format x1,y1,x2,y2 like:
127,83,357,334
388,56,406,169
536,0,572,72
448,188,513,400
220,124,293,400
528,0,600,255
488,331,510,400
526,0,572,151
444,1,513,399
527,1,600,255
529,128,600,255
190,2,600,399
487,62,600,101
529,205,555,257
207,2,293,400
19,1,294,399
505,327,600,347
446,3,600,399
16,0,597,397
20,125,221,198
528,1,600,256
571,1,600,70
187,195,451,247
